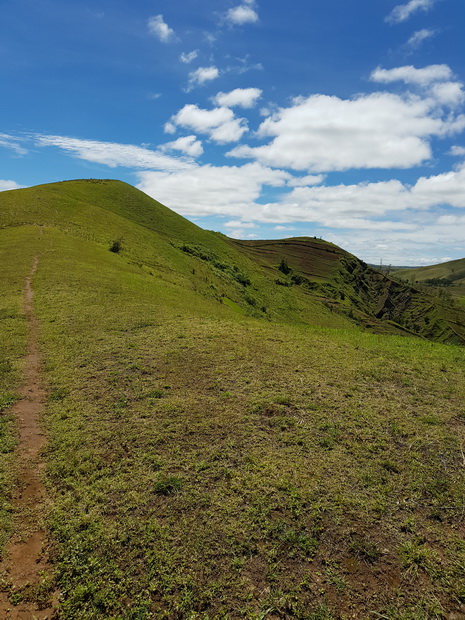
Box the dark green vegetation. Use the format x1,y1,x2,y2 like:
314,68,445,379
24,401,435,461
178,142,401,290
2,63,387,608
1,179,465,618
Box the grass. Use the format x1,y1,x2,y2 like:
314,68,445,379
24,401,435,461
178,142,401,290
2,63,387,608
394,258,465,303
0,181,465,618
0,227,37,552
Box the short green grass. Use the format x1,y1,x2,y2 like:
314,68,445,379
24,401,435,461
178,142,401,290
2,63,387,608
0,227,37,551
1,181,465,618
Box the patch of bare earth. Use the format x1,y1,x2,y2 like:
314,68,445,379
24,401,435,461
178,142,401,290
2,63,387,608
0,258,57,619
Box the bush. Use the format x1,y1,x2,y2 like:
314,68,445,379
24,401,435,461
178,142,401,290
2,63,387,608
278,258,292,275
109,239,123,253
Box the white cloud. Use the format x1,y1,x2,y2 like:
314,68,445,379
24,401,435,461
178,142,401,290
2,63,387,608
136,162,290,217
272,180,414,228
287,174,325,187
430,82,465,107
169,104,248,143
132,158,465,241
449,145,465,156
147,15,175,42
277,164,465,227
180,50,198,64
224,220,256,228
164,122,176,134
0,133,28,155
371,64,453,86
213,88,262,108
228,91,464,172
227,229,258,239
210,120,248,143
386,0,435,24
171,105,233,132
405,29,436,50
371,65,465,107
269,164,465,230
35,135,194,171
226,5,259,25
187,66,220,90
0,179,23,191
161,135,204,157
411,163,465,209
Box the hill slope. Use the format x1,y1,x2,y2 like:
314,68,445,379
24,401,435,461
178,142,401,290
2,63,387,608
0,180,465,618
394,258,465,303
2,178,464,344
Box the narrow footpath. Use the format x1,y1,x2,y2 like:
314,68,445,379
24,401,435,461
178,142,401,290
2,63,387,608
0,258,57,619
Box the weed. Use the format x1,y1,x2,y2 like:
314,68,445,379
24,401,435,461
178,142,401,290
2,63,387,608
153,475,183,496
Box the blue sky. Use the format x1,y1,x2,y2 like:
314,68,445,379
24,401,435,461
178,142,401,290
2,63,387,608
1,0,465,265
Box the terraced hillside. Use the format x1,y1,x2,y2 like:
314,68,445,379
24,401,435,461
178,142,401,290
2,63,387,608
0,179,465,619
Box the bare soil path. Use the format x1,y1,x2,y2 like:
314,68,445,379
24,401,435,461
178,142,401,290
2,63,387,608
0,258,57,618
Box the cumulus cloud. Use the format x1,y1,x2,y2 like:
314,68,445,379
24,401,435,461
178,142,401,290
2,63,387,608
147,15,175,42
371,65,465,107
0,179,23,191
213,88,262,108
168,104,248,143
271,164,465,229
405,29,436,50
35,135,194,171
161,135,204,157
187,66,220,90
180,50,198,64
411,163,465,209
136,162,290,217
430,82,465,106
228,91,464,172
226,4,259,25
210,120,249,143
371,64,453,86
132,160,465,240
386,0,435,24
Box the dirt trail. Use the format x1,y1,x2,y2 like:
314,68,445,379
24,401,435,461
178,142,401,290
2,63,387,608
0,258,57,619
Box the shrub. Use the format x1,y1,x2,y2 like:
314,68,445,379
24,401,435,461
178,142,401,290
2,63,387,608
278,258,292,275
109,239,123,253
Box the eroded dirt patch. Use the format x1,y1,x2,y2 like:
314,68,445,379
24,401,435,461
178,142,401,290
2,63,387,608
0,258,57,619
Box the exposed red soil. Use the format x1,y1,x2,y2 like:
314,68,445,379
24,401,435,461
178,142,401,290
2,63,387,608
0,258,57,619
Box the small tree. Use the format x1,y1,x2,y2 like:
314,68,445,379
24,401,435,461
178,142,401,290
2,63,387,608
278,258,291,275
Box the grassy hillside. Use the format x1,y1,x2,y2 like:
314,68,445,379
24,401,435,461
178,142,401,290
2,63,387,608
235,238,465,344
394,259,465,305
1,180,465,618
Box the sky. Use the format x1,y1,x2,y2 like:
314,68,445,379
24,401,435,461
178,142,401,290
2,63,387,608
1,0,465,265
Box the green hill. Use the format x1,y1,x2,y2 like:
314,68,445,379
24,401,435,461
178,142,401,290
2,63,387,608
1,180,465,618
393,259,465,305
2,178,464,344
